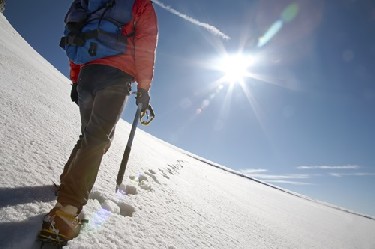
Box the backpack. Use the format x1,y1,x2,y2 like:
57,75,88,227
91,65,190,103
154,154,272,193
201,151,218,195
60,0,135,65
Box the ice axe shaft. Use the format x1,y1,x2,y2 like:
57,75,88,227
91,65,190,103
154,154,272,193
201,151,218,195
116,104,142,192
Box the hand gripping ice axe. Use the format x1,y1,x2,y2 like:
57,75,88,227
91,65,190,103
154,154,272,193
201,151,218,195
116,103,155,192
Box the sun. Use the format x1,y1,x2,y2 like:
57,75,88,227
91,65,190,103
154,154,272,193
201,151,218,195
217,53,253,85
192,51,263,117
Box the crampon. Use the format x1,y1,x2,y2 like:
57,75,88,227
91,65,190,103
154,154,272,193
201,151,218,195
37,229,68,248
37,216,88,248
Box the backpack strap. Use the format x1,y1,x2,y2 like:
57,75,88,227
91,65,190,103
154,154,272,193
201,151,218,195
60,27,133,50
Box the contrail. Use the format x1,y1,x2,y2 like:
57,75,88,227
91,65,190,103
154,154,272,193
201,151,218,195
152,0,230,40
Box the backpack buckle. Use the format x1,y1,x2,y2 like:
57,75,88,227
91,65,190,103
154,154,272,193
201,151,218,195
88,42,97,56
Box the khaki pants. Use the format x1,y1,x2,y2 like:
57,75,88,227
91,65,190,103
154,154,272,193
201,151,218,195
58,64,132,210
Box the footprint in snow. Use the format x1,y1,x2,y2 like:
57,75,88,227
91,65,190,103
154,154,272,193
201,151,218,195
137,174,152,191
89,190,107,204
89,190,135,218
166,160,184,175
159,168,170,179
145,170,160,184
118,202,136,217
88,162,185,220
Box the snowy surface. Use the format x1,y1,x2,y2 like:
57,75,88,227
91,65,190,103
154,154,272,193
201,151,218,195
1,13,375,249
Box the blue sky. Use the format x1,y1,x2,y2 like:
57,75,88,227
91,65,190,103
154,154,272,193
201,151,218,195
4,0,375,216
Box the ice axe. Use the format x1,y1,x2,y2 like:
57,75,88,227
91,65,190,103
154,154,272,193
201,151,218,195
115,103,155,192
115,103,142,192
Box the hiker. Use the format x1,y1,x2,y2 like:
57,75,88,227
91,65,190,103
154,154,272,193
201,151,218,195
38,0,158,244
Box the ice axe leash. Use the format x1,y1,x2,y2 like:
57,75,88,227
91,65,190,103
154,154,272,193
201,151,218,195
115,103,155,192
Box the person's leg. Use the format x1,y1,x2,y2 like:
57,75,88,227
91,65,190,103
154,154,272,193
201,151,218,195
59,82,95,183
59,65,131,183
59,135,82,183
58,83,130,210
40,65,133,243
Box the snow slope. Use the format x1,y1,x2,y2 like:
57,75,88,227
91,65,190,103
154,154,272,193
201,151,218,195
1,13,375,249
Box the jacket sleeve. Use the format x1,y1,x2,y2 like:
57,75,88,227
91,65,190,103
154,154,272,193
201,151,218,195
134,1,158,91
69,60,81,84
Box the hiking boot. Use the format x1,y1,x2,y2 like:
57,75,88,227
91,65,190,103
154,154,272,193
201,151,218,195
38,205,82,245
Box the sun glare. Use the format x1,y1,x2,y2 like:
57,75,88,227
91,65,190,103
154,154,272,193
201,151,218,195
218,53,253,84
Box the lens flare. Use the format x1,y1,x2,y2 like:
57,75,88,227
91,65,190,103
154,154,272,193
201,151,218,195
258,20,283,48
87,208,112,231
281,3,299,23
257,3,299,48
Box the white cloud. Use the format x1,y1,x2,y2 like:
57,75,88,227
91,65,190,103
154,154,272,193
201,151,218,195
241,168,310,185
330,172,375,177
297,165,375,178
267,180,313,186
248,173,310,180
152,0,230,40
297,165,360,170
241,169,310,183
240,168,268,174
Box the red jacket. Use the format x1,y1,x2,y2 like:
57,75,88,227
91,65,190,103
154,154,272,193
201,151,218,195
69,0,158,91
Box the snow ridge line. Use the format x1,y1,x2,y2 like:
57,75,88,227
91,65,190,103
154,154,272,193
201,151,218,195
184,153,375,221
